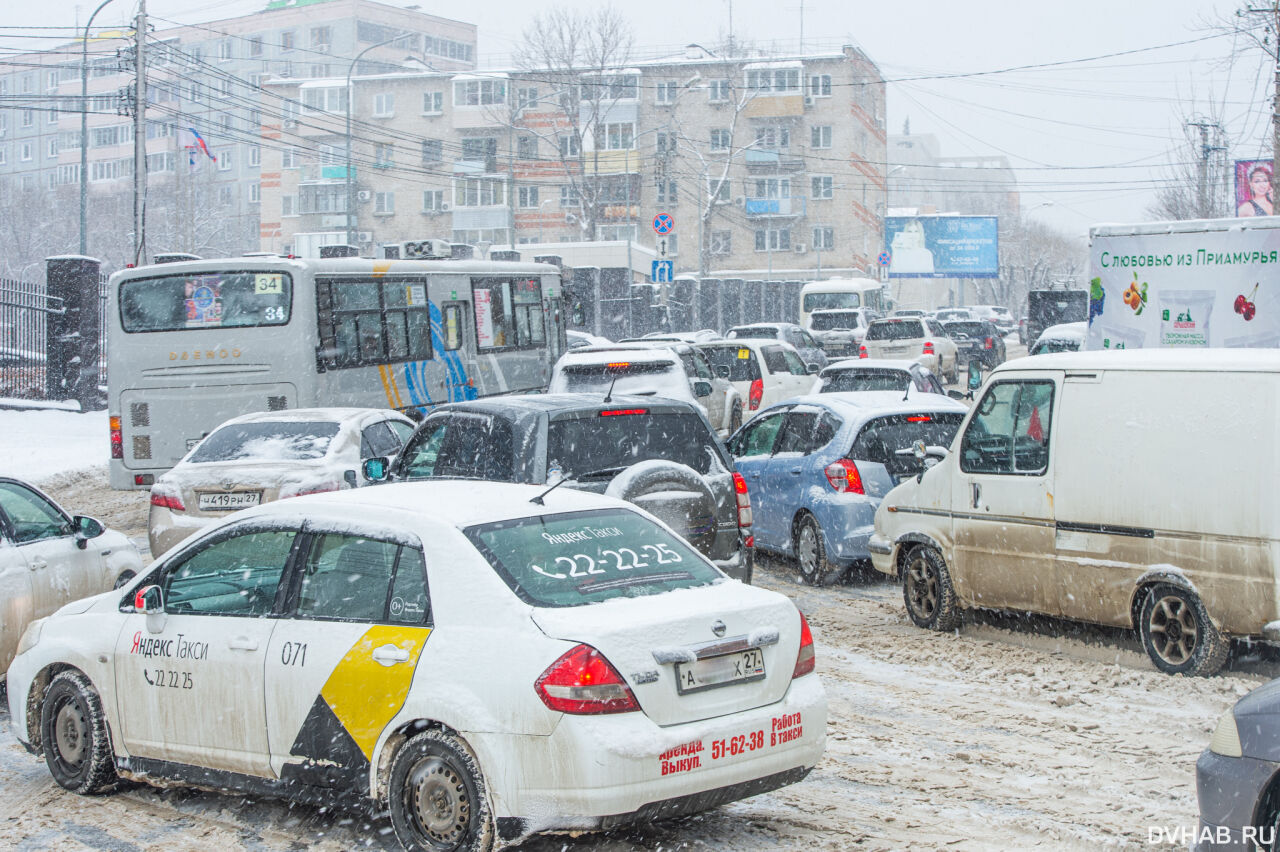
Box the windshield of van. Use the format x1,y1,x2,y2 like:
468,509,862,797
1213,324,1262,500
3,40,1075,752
465,508,720,607
120,271,293,332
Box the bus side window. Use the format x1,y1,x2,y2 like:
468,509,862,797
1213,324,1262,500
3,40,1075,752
443,304,463,350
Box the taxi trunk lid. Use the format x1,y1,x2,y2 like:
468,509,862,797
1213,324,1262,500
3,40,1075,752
531,582,799,727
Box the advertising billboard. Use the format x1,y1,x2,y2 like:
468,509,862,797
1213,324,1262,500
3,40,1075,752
1234,159,1274,217
884,216,999,278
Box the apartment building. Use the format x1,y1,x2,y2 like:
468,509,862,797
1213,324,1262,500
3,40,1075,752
261,44,888,278
0,0,475,266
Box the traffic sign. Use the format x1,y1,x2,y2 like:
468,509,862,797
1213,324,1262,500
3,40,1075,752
878,250,891,266
653,213,674,235
651,260,674,283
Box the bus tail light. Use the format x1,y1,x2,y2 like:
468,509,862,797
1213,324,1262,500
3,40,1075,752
793,612,816,678
748,378,763,410
824,459,864,494
733,472,753,528
535,644,638,715
109,415,123,459
149,484,185,512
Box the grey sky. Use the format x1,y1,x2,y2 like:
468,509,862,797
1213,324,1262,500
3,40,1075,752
2,0,1266,235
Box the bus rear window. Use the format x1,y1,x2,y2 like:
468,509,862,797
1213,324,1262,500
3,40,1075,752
803,292,861,311
120,272,292,332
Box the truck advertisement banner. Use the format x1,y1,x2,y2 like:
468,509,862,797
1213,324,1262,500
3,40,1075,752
1087,225,1280,350
884,216,999,278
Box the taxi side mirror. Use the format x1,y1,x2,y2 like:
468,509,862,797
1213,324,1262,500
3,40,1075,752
363,457,390,482
134,584,163,614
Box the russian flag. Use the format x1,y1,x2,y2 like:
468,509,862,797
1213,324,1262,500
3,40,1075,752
180,127,216,165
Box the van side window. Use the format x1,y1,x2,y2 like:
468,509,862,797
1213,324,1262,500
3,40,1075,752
960,380,1054,475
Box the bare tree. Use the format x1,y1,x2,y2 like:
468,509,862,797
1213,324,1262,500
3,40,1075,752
1147,115,1231,221
996,219,1085,313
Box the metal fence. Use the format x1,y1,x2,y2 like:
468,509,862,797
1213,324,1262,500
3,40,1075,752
0,274,108,403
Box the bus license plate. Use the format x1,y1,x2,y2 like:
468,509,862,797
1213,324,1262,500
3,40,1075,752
198,491,262,511
676,649,766,695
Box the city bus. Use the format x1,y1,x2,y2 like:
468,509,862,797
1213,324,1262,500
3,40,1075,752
106,256,566,489
798,277,887,329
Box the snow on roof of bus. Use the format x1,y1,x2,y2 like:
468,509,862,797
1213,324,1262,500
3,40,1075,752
996,348,1280,373
800,278,883,292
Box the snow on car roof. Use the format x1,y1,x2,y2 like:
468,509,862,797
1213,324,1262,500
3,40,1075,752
822,358,922,372
1035,321,1087,342
217,407,410,426
995,348,1280,373
791,391,968,418
560,345,682,364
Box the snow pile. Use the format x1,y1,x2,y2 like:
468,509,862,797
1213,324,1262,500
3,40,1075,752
0,408,107,482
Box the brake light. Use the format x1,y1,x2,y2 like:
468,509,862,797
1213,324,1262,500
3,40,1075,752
148,484,185,512
599,408,648,417
280,482,341,499
906,415,932,423
535,643,639,715
793,612,815,678
109,415,123,459
605,362,631,369
732,472,753,528
858,344,868,359
984,337,994,349
748,378,763,410
923,341,935,355
823,459,864,494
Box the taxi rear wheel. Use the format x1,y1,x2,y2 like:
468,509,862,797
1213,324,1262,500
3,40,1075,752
40,670,118,795
389,730,493,852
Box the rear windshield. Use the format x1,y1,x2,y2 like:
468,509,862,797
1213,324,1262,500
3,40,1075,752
808,312,863,331
943,322,988,337
803,292,861,311
820,369,909,393
120,271,292,332
465,508,720,607
1032,339,1080,355
850,412,965,478
189,421,340,463
556,362,681,396
726,326,778,340
701,346,762,382
548,411,726,479
866,320,923,341
935,311,970,322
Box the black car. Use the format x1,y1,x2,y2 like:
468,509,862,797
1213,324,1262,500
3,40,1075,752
364,393,754,582
941,319,1006,368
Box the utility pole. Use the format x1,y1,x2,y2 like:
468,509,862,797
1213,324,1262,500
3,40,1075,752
79,0,115,256
132,0,147,265
1187,118,1225,217
1242,2,1280,206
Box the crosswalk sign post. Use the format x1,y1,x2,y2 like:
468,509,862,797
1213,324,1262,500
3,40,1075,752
651,260,674,283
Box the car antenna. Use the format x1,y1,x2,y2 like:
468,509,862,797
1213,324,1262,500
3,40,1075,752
530,473,569,506
902,383,911,402
603,373,619,403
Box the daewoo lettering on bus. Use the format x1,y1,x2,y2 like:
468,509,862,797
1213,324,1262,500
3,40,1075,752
106,256,567,490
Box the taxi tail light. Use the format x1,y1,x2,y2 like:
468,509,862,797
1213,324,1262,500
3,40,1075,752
984,337,994,349
748,378,763,410
858,344,868,359
535,644,639,715
824,459,864,494
732,472,753,528
793,612,816,678
923,341,935,356
149,483,185,511
109,415,123,459
280,481,341,500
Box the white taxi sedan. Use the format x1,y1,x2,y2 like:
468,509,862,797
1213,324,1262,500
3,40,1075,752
8,481,826,851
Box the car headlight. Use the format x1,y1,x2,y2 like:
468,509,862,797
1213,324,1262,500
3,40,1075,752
15,618,45,657
1209,708,1243,758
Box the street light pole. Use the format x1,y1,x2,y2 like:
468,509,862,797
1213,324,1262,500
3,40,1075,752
345,35,406,247
79,0,115,256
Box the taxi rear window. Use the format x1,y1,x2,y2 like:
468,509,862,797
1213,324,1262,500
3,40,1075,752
464,508,721,607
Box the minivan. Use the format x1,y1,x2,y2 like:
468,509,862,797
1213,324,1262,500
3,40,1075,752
869,349,1280,676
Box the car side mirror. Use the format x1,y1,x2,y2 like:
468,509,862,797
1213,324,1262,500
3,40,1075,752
693,380,713,397
946,389,967,400
134,584,163,614
73,515,104,549
806,362,820,374
715,364,730,378
363,457,390,482
967,360,984,391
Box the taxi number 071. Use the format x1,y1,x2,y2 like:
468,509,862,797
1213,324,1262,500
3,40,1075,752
532,543,682,580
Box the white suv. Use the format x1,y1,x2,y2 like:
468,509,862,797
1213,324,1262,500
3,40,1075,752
861,317,959,382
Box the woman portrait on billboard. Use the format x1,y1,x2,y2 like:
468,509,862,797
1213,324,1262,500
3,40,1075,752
1238,163,1274,217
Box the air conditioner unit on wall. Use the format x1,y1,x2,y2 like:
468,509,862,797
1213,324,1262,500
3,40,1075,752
440,201,451,212
734,196,746,206
793,243,806,253
357,190,371,202
357,231,373,243
804,95,813,106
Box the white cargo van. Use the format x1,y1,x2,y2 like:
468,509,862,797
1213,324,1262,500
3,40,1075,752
869,349,1280,676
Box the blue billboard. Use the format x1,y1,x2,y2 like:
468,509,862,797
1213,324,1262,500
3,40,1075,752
884,215,999,278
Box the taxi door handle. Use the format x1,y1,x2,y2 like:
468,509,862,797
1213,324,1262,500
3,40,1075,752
29,558,47,571
228,636,259,651
372,644,411,666
789,467,802,475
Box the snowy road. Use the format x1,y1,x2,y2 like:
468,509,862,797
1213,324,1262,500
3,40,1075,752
1,468,1272,850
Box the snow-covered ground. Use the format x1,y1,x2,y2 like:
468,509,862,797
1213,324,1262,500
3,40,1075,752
0,407,1273,850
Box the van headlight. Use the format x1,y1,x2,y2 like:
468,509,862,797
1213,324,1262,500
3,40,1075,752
1209,708,1243,758
15,618,45,656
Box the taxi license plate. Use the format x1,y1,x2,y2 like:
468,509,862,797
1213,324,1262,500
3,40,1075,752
198,491,262,511
676,648,766,695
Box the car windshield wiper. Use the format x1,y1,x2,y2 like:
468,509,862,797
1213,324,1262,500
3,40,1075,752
576,571,694,594
570,465,631,481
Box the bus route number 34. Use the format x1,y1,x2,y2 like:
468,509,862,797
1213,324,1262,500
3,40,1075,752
531,543,683,579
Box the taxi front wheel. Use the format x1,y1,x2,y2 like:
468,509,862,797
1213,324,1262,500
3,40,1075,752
40,670,118,795
388,729,494,852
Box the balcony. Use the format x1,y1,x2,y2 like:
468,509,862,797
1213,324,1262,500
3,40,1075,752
299,164,352,183
744,196,805,217
744,149,805,172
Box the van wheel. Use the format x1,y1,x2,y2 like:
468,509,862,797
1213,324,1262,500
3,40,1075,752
793,514,843,586
40,670,118,795
729,404,743,436
1139,584,1229,676
902,545,961,632
388,730,493,852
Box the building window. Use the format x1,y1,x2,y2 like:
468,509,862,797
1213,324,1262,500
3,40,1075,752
655,132,677,155
282,147,298,168
310,64,329,79
558,134,580,158
216,40,232,61
47,107,58,125
460,136,497,169
812,226,834,250
710,230,731,255
598,122,634,150
754,228,791,251
0,147,7,166
302,86,346,114
375,143,394,167
422,189,444,211
219,114,233,132
248,145,261,167
517,186,539,208
47,70,59,90
248,36,263,57
516,135,537,159
453,177,505,207
422,91,443,114
811,175,833,199
746,68,800,92
753,177,791,199
421,138,443,162
655,178,677,205
218,149,233,171
709,79,730,102
282,194,297,216
453,79,506,106
310,27,332,50
219,186,233,205
809,74,832,97
811,126,832,149
375,191,395,214
20,142,33,161
280,30,295,51
755,126,789,150
249,182,261,203
710,129,731,151
373,92,394,117
560,184,579,206
22,109,34,128
582,74,637,102
47,139,58,158
655,81,677,104
517,86,538,109
707,176,730,203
